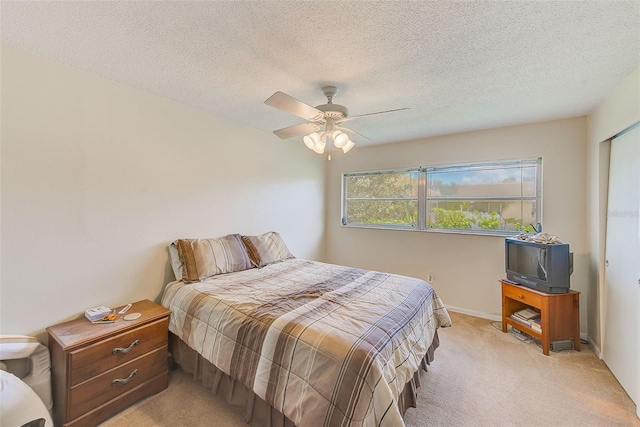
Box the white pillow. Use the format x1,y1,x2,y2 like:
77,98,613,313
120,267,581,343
168,242,183,281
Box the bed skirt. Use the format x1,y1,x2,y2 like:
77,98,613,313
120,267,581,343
169,331,440,427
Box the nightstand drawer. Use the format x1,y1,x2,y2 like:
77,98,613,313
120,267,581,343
69,318,168,386
68,346,167,420
502,283,542,308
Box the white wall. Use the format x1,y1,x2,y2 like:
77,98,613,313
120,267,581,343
586,65,640,351
326,118,588,330
0,45,326,338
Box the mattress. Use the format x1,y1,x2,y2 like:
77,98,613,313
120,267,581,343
161,258,451,427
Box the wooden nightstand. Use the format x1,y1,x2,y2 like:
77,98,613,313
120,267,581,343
47,299,171,426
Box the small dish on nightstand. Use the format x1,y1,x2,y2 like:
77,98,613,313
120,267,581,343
123,312,142,321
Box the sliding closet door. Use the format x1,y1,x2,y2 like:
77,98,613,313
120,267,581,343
603,123,639,416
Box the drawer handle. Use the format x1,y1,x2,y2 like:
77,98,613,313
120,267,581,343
518,294,525,299
111,369,138,386
112,339,139,355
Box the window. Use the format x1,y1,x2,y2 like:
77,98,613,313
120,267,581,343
342,158,541,235
343,169,419,228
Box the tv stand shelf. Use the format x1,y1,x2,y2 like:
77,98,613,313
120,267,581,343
501,280,580,355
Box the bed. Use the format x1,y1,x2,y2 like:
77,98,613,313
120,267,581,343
161,232,451,427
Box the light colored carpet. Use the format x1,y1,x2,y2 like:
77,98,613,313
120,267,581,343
100,312,639,426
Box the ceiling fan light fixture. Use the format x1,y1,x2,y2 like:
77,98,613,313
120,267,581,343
332,131,349,148
303,132,320,150
313,140,326,154
342,140,355,153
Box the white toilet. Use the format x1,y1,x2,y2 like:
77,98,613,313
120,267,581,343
0,336,54,427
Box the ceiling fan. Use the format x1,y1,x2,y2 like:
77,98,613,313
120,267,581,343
264,86,408,157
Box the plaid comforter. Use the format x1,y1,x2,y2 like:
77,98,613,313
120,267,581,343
162,259,451,427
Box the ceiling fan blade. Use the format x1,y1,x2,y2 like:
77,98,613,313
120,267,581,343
273,122,318,139
341,107,409,122
336,126,371,141
265,91,324,121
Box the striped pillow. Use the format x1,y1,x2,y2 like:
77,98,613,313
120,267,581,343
175,234,252,283
241,232,294,268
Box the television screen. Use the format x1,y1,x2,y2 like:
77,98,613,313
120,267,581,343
508,244,548,281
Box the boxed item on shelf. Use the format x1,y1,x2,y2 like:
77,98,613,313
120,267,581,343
84,306,112,322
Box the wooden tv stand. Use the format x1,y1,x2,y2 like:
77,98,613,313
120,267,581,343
501,280,580,355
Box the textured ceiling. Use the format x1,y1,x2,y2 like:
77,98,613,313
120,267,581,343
2,1,639,146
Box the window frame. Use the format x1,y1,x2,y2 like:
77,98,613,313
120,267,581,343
341,158,542,236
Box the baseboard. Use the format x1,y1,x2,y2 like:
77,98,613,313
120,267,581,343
446,305,501,322
588,337,602,358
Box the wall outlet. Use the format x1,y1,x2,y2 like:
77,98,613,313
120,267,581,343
428,273,434,282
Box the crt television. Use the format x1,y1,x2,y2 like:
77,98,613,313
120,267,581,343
505,238,573,294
